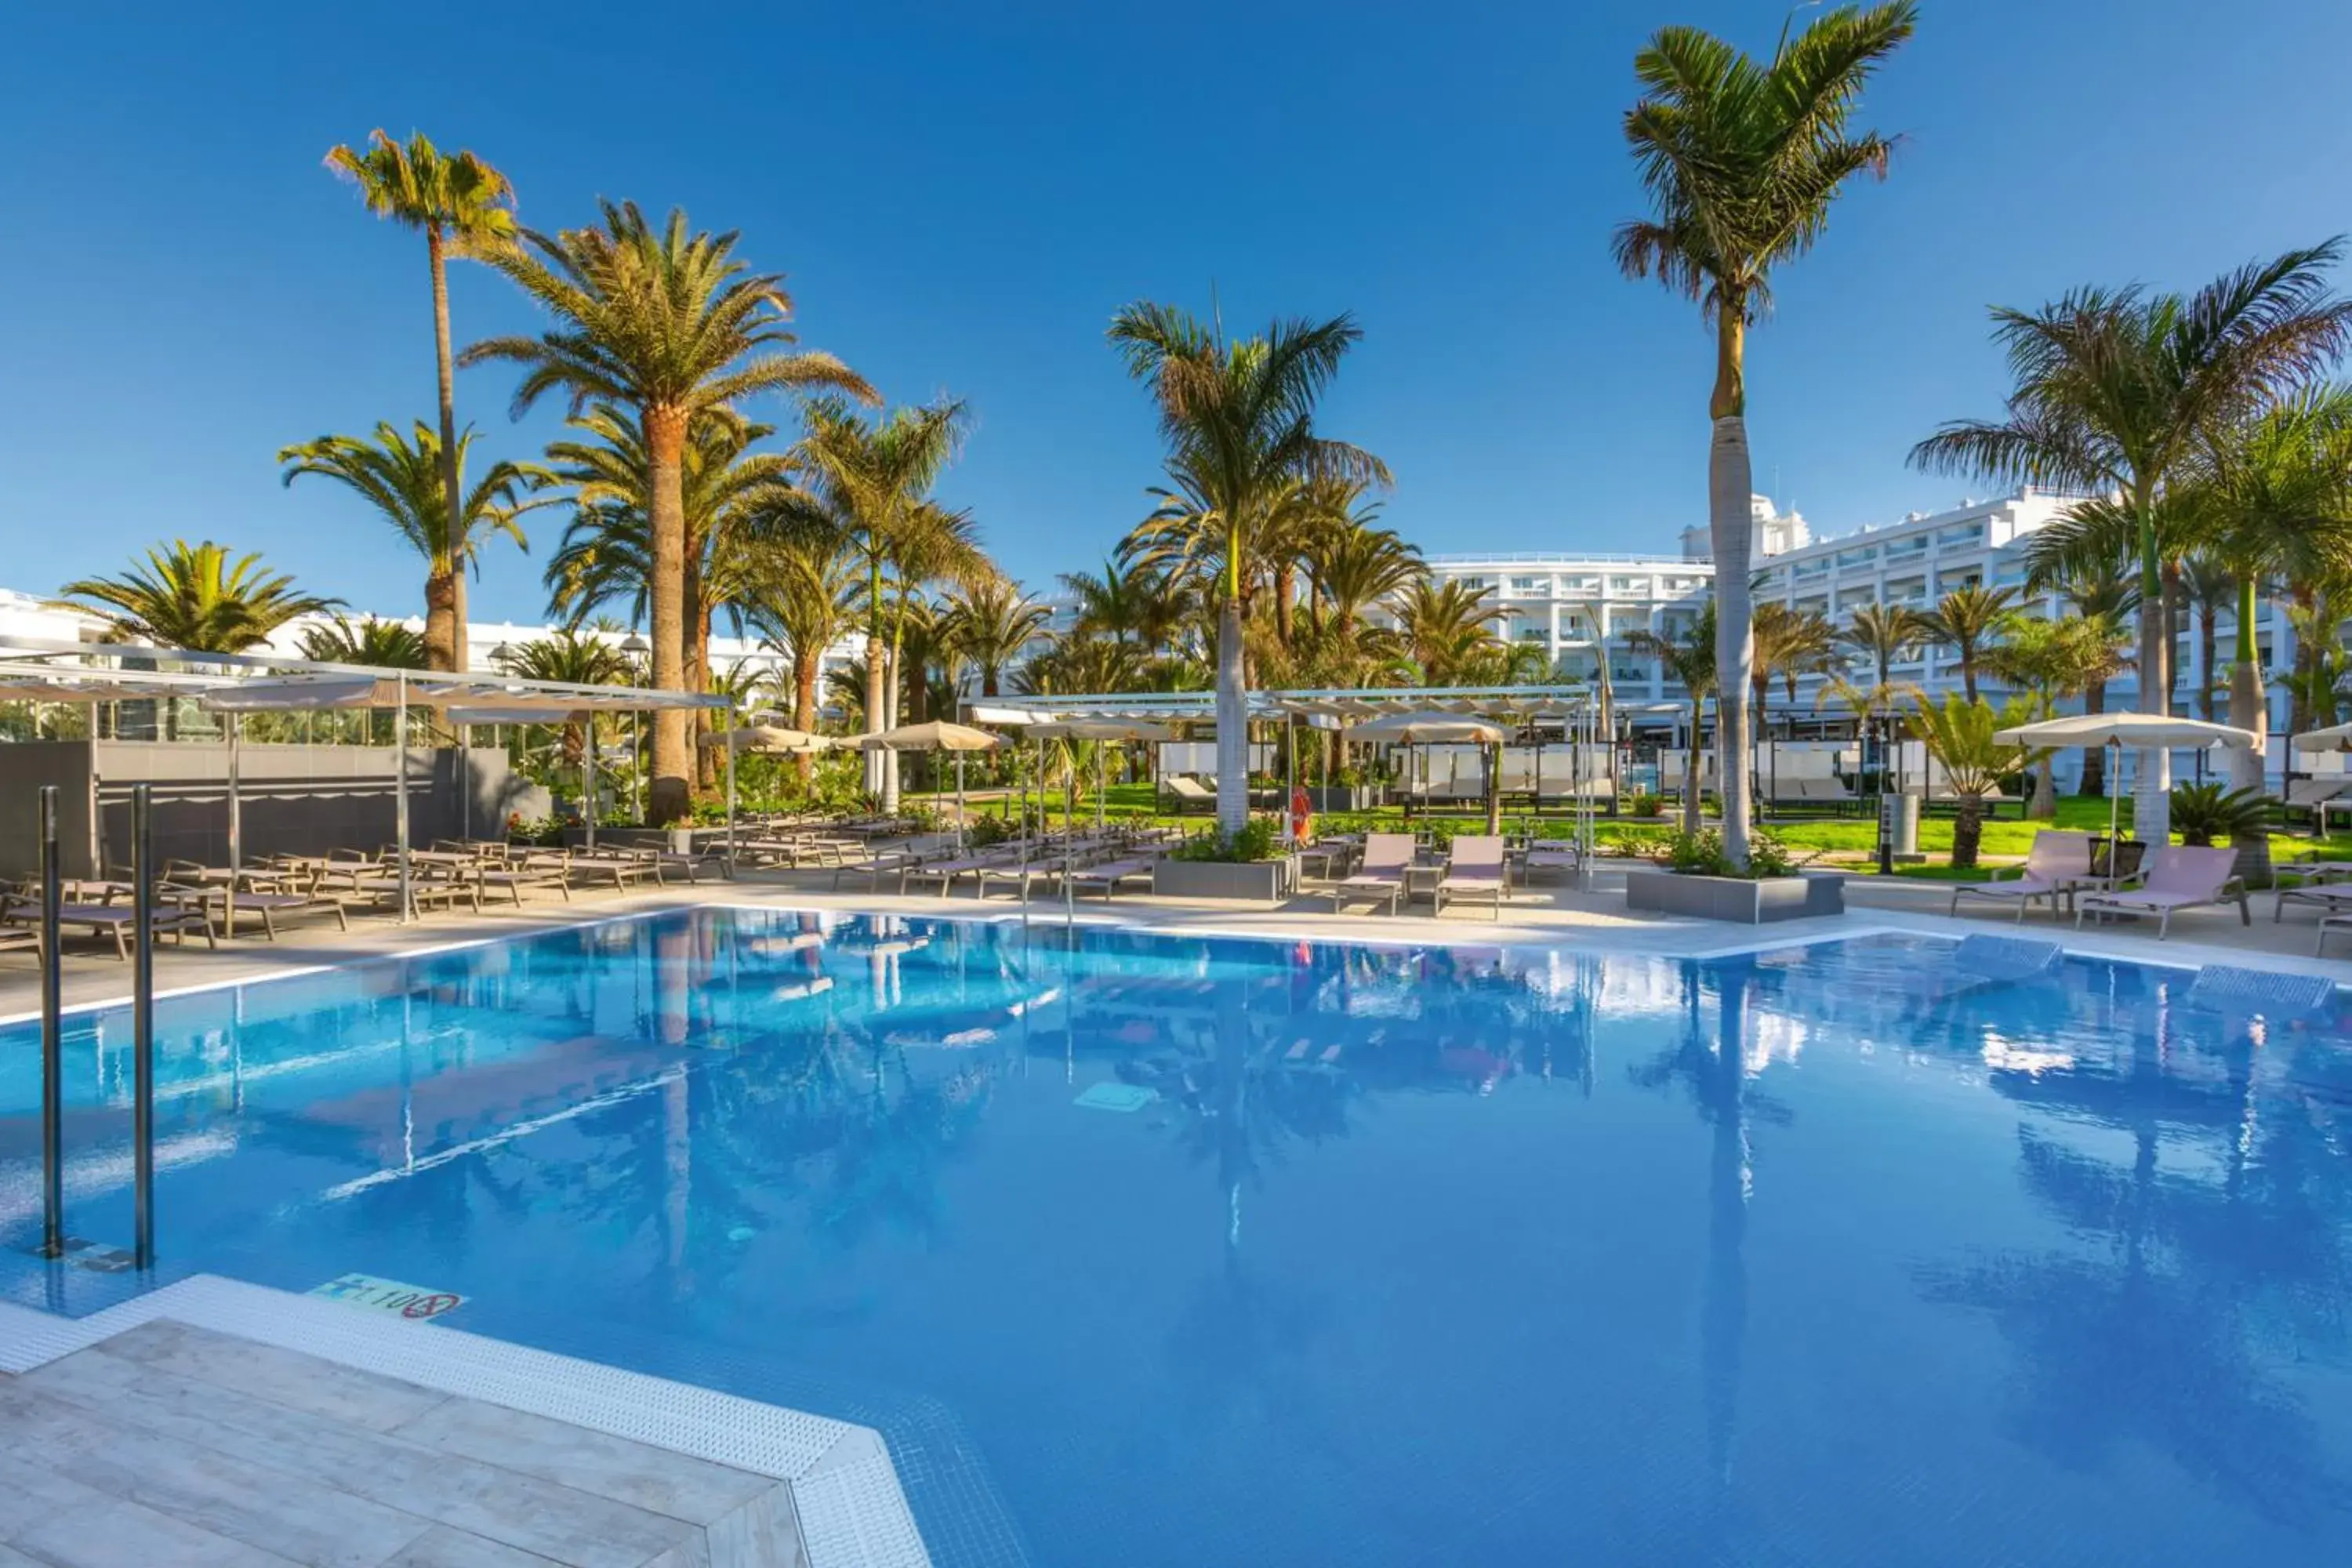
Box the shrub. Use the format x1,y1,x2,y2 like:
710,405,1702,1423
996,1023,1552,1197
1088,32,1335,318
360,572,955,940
1171,817,1281,863
2169,782,2269,847
1628,790,1664,817
506,814,564,848
1661,827,1798,879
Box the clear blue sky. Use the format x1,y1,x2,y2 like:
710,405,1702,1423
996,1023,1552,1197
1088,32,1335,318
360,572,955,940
9,1,2351,626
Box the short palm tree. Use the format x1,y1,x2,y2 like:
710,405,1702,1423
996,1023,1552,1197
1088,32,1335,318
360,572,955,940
325,130,517,666
278,420,544,671
1911,241,2352,839
1109,301,1388,836
1919,583,2016,702
1907,693,2044,870
296,614,428,669
746,538,862,742
1983,611,2130,816
60,542,342,652
942,581,1050,698
1396,578,1508,685
1840,602,1926,691
1059,556,1161,648
495,631,628,773
1615,0,1917,867
773,397,982,808
1749,601,1836,716
1625,604,1718,834
462,200,876,822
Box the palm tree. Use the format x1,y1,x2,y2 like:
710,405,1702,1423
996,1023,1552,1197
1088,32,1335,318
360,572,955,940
1627,604,1718,834
1614,1,1917,867
325,130,517,669
1911,241,2352,840
2183,387,2352,783
1749,601,1836,716
462,200,876,823
1109,301,1388,837
746,538,862,744
1907,693,2044,869
495,630,627,775
1059,556,1160,648
278,420,543,671
1840,602,1926,691
539,402,797,786
942,582,1049,699
1307,519,1424,676
1985,610,2132,815
59,542,342,652
1919,583,2016,702
296,615,427,668
1396,579,1508,685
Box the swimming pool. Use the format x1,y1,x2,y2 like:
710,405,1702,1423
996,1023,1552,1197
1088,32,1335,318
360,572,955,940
3,906,2350,1565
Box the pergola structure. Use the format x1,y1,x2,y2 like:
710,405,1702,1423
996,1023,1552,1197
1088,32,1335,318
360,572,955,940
0,634,729,918
967,684,1604,860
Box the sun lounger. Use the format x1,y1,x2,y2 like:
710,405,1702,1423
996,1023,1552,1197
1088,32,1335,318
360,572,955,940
901,852,1011,898
568,850,658,892
1522,843,1581,883
161,880,350,941
1949,829,2095,922
1161,775,1217,814
973,860,1049,900
1436,834,1508,920
1067,857,1156,900
2075,844,2249,938
1,891,216,960
1331,833,1414,915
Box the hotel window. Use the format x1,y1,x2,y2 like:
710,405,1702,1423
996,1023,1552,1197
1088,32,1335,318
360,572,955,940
1936,522,1986,548
1610,575,1650,594
1509,575,1549,594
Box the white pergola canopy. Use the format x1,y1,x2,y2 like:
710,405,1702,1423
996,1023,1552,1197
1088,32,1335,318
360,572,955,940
967,684,1592,730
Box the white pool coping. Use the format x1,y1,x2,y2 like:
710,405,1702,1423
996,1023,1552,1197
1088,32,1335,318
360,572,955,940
0,1272,930,1568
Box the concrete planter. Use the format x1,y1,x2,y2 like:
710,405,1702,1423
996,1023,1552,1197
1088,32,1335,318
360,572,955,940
1305,785,1381,812
1624,867,1845,924
1152,857,1293,904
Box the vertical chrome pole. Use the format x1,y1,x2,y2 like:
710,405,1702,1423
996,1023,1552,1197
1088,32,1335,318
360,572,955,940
725,720,738,865
38,785,65,1258
132,782,155,1269
395,673,412,923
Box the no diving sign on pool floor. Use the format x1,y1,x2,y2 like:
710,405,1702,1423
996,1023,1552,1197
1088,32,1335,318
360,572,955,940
310,1272,466,1323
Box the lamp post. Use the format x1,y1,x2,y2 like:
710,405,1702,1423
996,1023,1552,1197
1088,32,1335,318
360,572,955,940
621,633,650,822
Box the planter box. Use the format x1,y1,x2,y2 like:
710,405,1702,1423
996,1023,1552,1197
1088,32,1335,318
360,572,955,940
1624,867,1845,924
1152,856,1294,904
1305,785,1381,812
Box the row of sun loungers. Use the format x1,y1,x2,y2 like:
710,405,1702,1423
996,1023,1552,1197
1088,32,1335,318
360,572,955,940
1947,829,2253,941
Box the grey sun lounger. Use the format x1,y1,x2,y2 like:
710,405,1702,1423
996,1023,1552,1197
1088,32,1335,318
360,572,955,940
2,893,216,960
1331,833,1414,915
2075,844,2250,939
1949,830,2095,921
1070,857,1156,899
1435,834,1508,920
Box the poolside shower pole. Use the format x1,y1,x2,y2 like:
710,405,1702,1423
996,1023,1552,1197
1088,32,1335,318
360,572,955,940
37,786,64,1259
226,710,241,936
132,783,155,1269
725,720,738,865
584,723,599,851
395,673,412,924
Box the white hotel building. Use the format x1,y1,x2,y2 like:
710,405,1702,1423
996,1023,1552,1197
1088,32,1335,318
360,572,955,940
1421,485,2297,731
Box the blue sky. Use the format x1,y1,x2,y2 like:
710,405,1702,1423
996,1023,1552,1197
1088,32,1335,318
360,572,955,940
9,1,2352,625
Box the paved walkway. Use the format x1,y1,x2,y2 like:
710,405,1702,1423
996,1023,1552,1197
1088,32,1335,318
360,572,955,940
2,860,2348,1022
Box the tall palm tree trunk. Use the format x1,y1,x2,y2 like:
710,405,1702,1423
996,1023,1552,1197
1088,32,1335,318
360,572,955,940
2082,677,2109,799
2131,492,2170,844
427,223,465,675
1709,310,1755,866
793,655,819,786
2227,575,2266,793
644,405,692,825
1214,598,1247,837
863,629,887,804
422,564,460,677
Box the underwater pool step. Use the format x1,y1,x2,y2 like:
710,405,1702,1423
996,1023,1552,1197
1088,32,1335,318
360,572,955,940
1952,935,2065,982
2182,964,2339,1017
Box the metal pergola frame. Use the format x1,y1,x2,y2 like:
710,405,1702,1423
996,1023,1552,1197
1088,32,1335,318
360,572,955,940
0,635,732,920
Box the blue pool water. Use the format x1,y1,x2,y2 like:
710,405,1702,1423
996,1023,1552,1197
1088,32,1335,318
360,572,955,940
3,907,2351,1565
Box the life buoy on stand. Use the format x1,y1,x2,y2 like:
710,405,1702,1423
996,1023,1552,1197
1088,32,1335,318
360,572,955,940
1289,784,1312,844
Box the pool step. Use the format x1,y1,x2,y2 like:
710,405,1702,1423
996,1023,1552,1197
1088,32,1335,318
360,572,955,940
1952,935,2065,982
2182,964,2338,1018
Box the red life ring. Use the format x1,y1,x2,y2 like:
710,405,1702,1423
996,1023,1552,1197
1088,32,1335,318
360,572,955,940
1289,785,1312,840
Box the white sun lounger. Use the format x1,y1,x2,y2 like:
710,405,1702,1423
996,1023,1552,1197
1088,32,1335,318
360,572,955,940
1435,834,1508,920
1331,833,1414,915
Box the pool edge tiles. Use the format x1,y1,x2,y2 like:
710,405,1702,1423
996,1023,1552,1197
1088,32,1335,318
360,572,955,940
0,1272,933,1568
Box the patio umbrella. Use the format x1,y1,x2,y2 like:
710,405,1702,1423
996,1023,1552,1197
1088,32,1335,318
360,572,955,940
855,720,1001,844
2292,720,2352,752
1991,711,2260,855
706,723,834,753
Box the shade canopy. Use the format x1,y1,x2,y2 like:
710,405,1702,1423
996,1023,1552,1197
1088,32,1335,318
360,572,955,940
1345,711,1509,744
855,720,1001,752
1990,712,2260,751
2292,721,2352,753
706,724,834,753
1029,718,1178,742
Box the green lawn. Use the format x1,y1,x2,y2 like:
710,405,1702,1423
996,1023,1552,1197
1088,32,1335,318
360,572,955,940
899,783,2342,877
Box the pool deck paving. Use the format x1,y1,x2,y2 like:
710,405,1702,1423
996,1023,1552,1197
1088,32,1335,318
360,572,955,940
2,859,2347,1020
